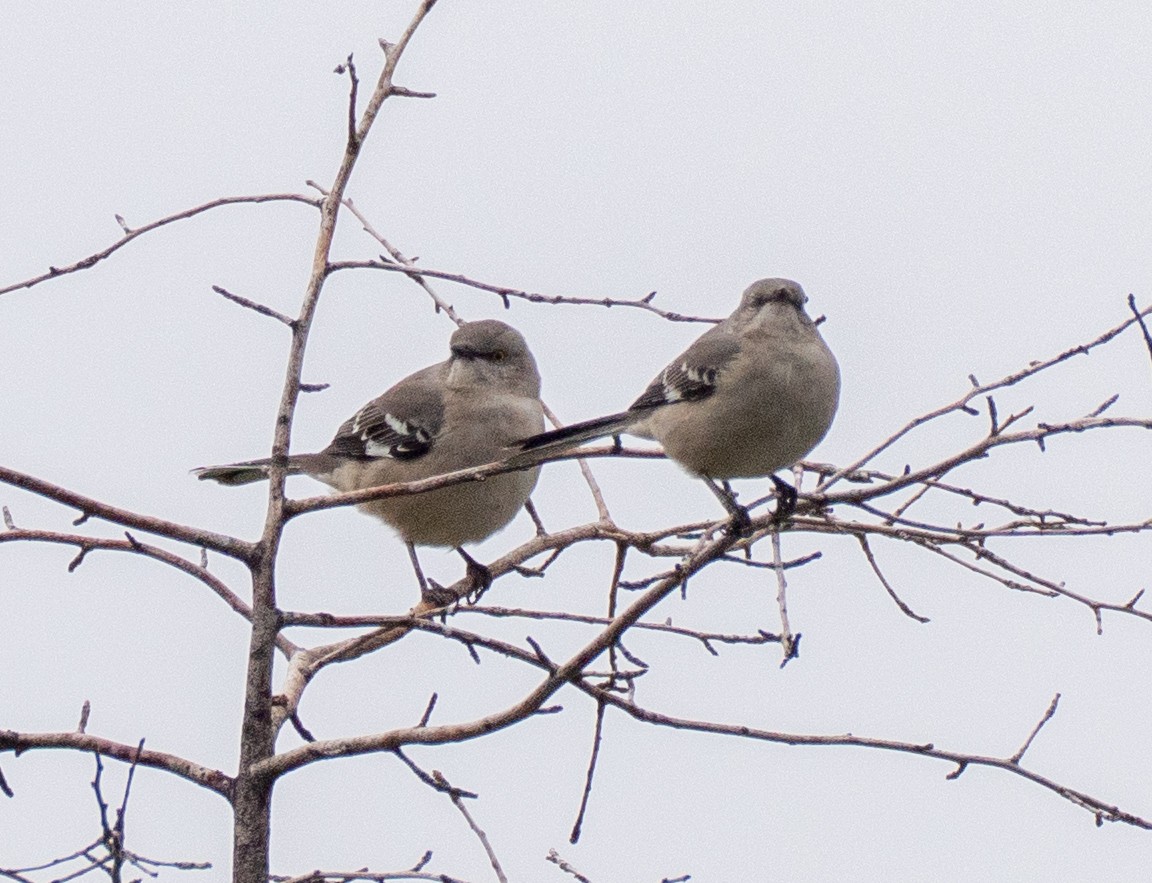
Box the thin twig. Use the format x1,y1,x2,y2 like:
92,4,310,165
327,259,720,324
307,185,464,326
435,771,507,883
546,849,592,883
770,530,799,665
1010,693,1061,765
540,402,613,523
0,194,321,297
211,285,295,327
855,535,930,623
1128,294,1152,373
569,701,606,845
816,299,1152,492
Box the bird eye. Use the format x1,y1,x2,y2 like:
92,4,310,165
492,350,507,362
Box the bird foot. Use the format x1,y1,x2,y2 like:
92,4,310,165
725,506,754,538
420,580,459,611
463,560,492,604
454,548,493,605
771,475,798,522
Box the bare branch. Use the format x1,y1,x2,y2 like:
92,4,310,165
327,259,720,323
0,465,254,560
0,730,231,797
540,402,613,523
546,849,592,883
0,194,321,297
306,183,464,326
770,530,799,665
1128,293,1152,372
0,528,297,657
817,299,1152,492
595,694,1152,831
1011,694,1061,765
337,54,359,146
855,534,930,623
434,770,508,883
569,702,605,844
211,285,295,327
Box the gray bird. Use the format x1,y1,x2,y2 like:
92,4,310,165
518,278,840,531
195,319,545,600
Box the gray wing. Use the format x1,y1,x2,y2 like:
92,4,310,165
324,364,446,461
628,329,741,411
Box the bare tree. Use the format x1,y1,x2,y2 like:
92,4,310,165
3,3,1152,881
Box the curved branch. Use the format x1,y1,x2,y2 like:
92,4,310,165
0,529,296,657
820,416,1152,508
0,194,321,297
267,581,1152,834
817,301,1152,492
594,694,1152,831
0,466,254,560
284,445,664,518
256,522,742,778
0,730,232,799
327,259,720,324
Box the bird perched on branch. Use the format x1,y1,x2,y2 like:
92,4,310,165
195,319,545,603
517,278,840,533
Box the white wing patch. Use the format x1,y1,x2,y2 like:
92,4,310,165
660,361,719,403
359,411,433,459
661,366,685,403
384,413,412,437
364,438,396,458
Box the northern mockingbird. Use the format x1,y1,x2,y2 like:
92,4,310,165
518,278,839,532
195,319,545,600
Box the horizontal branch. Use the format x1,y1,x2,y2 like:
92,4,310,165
0,465,254,560
265,573,1152,835
284,444,665,517
254,519,745,778
594,694,1152,831
326,259,719,323
0,193,322,297
0,528,296,657
0,730,232,798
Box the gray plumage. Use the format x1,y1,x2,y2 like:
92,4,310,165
195,319,545,567
518,279,839,505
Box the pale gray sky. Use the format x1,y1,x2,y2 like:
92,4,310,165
2,2,1152,880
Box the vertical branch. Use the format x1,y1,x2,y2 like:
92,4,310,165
771,530,799,665
231,4,439,882
570,542,627,843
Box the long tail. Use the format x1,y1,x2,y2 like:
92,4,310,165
192,456,312,486
516,411,638,455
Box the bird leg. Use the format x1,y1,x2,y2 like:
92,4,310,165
456,547,493,604
704,479,753,538
770,474,798,522
408,542,456,609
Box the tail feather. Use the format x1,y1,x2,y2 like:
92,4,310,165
516,411,637,454
192,457,308,486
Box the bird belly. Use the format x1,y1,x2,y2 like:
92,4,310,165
358,467,540,547
648,355,839,479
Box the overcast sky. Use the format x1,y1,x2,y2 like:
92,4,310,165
3,2,1152,881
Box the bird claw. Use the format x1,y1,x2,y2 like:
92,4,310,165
420,580,458,610
771,476,798,522
463,559,492,604
725,506,754,538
